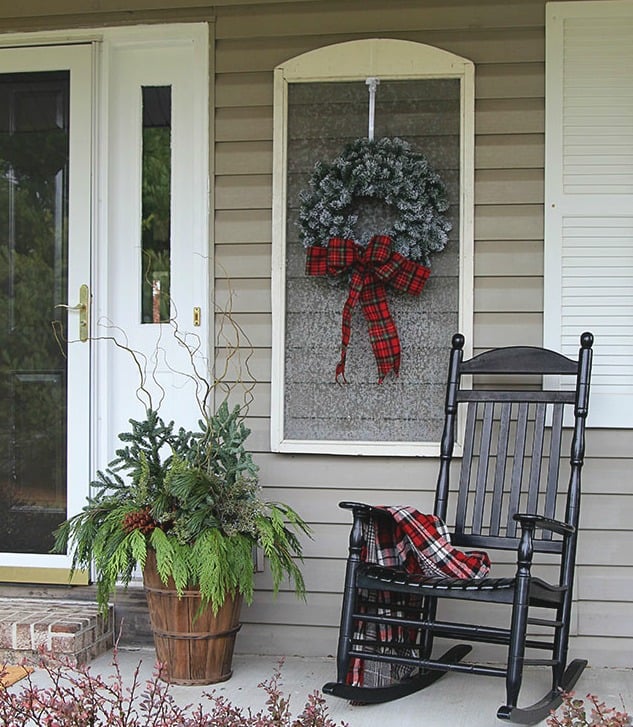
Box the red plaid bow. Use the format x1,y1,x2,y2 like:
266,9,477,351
305,236,430,382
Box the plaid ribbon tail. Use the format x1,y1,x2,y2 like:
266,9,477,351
336,268,363,384
359,274,400,382
335,358,347,383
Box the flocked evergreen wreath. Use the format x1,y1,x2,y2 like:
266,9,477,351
297,136,451,266
298,136,453,382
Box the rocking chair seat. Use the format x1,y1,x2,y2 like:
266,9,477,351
359,564,567,605
361,563,515,592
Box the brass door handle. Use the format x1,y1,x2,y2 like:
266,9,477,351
57,284,90,342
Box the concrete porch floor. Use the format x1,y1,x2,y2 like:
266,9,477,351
18,647,633,726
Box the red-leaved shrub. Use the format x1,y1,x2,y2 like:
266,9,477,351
0,650,348,727
548,692,631,727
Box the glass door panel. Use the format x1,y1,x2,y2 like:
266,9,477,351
0,71,69,553
0,44,92,573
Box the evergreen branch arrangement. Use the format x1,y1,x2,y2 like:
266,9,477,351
54,403,309,614
297,136,451,266
52,290,311,617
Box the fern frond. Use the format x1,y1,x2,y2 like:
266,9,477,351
129,528,148,568
190,530,254,613
255,505,310,600
169,540,192,596
149,527,175,585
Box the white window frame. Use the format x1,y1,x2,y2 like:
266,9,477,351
270,38,474,456
545,1,633,427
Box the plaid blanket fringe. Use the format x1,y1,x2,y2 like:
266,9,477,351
348,506,490,688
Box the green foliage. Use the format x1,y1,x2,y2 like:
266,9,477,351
53,403,310,615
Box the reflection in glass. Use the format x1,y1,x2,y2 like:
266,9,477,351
141,86,172,323
0,71,69,553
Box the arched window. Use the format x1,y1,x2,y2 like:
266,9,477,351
271,39,474,456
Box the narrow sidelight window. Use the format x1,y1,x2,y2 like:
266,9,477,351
141,85,171,323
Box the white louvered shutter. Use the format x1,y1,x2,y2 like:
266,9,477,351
545,1,633,427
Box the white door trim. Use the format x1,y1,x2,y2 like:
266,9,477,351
0,23,210,579
95,24,210,474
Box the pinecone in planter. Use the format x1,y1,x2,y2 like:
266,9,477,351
122,507,157,534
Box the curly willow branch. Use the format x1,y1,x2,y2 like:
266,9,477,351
51,269,256,419
213,263,256,417
52,318,158,411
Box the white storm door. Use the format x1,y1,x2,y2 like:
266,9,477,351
99,26,209,456
0,43,92,580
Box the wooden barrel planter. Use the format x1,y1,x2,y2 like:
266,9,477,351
143,549,242,685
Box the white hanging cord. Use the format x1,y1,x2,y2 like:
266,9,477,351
366,77,380,141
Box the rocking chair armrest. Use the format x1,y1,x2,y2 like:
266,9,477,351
513,513,576,537
339,501,393,522
339,501,373,518
338,500,386,522
338,502,374,553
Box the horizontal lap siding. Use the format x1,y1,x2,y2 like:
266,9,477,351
213,0,631,664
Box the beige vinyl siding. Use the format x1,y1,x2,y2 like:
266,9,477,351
211,0,632,666
2,0,625,666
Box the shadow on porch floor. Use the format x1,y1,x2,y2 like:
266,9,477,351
21,647,633,727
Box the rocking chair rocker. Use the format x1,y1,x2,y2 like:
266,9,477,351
323,332,593,724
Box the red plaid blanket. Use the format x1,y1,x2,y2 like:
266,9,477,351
348,506,490,688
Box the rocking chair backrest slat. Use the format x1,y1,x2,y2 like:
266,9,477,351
506,401,529,539
526,402,547,515
472,401,495,533
455,402,477,533
437,334,593,555
543,403,565,540
489,401,511,537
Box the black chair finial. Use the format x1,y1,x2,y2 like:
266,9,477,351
451,333,465,350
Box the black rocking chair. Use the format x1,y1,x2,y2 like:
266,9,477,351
323,332,594,724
